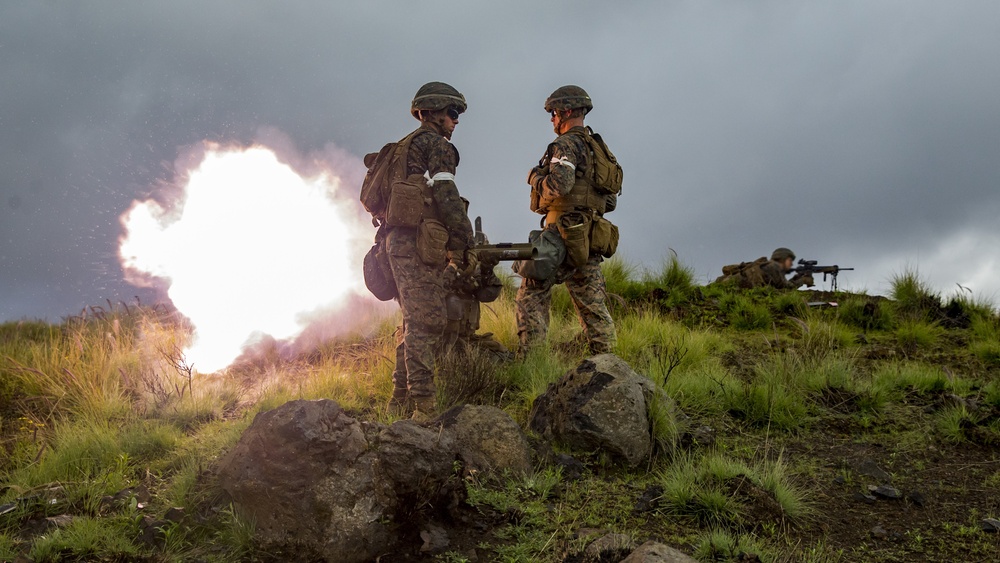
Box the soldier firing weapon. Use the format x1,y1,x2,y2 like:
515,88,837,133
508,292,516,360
789,259,854,291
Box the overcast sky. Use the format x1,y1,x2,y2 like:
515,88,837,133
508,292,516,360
3,1,999,322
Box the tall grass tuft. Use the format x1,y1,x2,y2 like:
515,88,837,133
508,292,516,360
889,267,941,322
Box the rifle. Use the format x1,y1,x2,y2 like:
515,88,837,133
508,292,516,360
789,259,854,291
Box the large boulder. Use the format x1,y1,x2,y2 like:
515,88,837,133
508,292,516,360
529,354,678,467
216,398,533,562
437,404,533,476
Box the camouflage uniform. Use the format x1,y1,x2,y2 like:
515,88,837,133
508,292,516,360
443,263,509,359
388,122,473,406
516,125,616,354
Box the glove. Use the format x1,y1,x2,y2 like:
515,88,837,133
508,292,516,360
790,273,815,288
447,248,479,279
527,166,547,190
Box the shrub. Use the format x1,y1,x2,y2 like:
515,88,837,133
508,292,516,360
838,295,893,331
889,267,941,322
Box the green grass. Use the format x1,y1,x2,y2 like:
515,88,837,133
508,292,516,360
2,259,998,562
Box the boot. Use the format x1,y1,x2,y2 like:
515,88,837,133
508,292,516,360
389,388,411,417
410,395,437,422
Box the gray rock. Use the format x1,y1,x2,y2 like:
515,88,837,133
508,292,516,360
435,404,532,476
981,518,1000,533
216,399,395,563
869,485,902,499
870,525,889,539
620,540,699,562
853,492,877,504
584,533,635,559
856,459,892,483
529,354,680,467
216,398,530,562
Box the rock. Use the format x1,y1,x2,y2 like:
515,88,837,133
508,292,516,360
574,527,608,540
633,484,663,514
584,533,636,559
529,354,681,467
853,492,877,504
216,399,397,562
870,525,888,540
216,398,529,562
832,475,846,485
435,404,532,476
555,453,586,481
419,524,450,553
620,540,699,562
907,490,926,507
980,518,1000,533
681,425,716,448
163,507,185,524
0,502,15,516
869,485,902,500
856,459,891,483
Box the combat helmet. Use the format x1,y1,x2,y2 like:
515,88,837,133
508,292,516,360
411,82,467,118
544,85,593,114
771,247,796,262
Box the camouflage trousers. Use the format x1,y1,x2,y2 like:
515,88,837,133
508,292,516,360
515,254,616,355
386,228,447,400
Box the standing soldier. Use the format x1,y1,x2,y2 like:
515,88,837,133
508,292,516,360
516,85,622,356
379,82,475,419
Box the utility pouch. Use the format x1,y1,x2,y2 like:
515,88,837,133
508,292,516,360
416,219,449,266
558,211,591,269
363,240,397,301
529,186,541,213
385,176,426,228
589,216,619,258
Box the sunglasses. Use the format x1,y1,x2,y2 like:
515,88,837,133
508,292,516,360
446,106,462,120
550,110,560,118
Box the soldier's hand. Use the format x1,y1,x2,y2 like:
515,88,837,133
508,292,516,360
527,166,547,189
801,274,815,288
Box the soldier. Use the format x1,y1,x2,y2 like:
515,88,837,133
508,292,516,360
715,247,814,289
385,82,475,419
515,85,619,355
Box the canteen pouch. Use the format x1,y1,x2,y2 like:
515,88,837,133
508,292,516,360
416,219,449,266
363,241,397,301
385,177,426,228
557,211,591,269
589,216,619,258
512,229,566,281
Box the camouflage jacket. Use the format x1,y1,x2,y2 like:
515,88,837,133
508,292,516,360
406,123,473,250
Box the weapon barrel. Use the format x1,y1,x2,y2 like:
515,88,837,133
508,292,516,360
475,243,537,262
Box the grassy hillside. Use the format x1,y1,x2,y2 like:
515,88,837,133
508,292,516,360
2,259,999,562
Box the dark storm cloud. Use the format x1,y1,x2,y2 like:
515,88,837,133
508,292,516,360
2,1,999,321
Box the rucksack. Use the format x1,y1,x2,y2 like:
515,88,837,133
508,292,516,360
582,127,623,196
716,257,768,288
359,130,419,222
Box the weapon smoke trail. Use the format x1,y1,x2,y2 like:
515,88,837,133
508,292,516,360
119,142,376,372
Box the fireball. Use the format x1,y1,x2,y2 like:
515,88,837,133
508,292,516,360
119,144,372,372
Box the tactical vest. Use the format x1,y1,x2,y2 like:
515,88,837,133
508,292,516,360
539,128,611,224
380,128,446,228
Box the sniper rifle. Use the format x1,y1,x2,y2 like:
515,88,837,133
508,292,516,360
790,259,854,291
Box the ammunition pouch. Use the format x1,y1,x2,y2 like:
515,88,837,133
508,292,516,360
557,211,591,269
385,174,431,228
416,219,449,266
363,238,397,301
529,185,542,213
589,216,619,258
512,228,565,281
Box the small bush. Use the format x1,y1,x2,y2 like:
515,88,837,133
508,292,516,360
838,295,893,331
895,319,942,352
720,294,773,331
890,268,941,322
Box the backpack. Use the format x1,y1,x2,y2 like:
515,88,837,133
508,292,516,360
359,130,419,222
582,127,623,196
716,257,768,288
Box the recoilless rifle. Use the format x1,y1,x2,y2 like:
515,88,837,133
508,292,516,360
790,259,854,291
470,216,537,264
